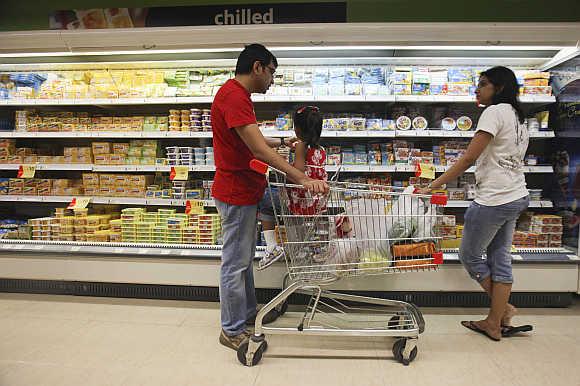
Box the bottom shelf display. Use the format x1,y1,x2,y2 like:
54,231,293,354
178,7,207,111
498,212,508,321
2,206,222,245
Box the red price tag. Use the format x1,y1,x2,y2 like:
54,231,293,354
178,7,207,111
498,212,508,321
17,164,36,178
170,166,188,181
67,197,91,210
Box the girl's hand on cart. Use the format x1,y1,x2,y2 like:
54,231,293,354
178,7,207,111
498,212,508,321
300,177,329,193
284,137,300,149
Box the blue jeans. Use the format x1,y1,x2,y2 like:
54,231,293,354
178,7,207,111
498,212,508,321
215,192,281,335
215,198,259,336
459,196,529,284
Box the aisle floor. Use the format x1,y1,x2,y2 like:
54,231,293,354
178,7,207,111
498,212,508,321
0,293,578,386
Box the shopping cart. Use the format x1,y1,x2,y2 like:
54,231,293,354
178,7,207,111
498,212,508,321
239,159,447,366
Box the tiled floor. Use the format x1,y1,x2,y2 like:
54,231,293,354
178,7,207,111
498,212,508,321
0,293,578,386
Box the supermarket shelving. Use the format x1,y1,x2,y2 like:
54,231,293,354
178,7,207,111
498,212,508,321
0,95,557,106
0,130,556,139
0,194,554,208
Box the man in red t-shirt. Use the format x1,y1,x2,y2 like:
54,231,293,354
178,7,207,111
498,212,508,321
212,44,327,351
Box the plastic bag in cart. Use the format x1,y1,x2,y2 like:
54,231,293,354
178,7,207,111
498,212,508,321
385,186,435,241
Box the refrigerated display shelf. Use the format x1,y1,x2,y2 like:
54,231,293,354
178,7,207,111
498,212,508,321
0,239,575,262
0,195,554,208
0,164,554,173
0,130,555,139
0,95,556,106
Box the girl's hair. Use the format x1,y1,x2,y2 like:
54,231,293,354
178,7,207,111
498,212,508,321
293,106,322,147
480,66,525,124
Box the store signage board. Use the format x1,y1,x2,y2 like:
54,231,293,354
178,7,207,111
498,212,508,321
50,3,346,29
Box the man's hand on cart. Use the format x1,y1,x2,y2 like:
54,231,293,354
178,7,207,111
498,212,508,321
300,176,329,193
415,187,432,195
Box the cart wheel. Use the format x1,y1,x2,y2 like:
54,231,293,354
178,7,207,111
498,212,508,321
275,299,289,317
237,338,267,366
392,339,418,366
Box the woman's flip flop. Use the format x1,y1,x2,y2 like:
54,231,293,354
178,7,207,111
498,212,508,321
461,320,501,341
501,325,533,337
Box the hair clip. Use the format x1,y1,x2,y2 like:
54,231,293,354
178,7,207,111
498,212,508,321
296,105,320,114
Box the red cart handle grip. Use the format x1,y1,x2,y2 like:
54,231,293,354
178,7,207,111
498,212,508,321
432,252,444,265
249,159,269,174
430,194,448,206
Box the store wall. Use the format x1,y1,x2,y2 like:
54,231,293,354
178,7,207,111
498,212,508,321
1,0,580,31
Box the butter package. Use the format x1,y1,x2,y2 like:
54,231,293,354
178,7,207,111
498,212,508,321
82,173,100,186
8,186,23,194
99,174,115,185
77,147,92,157
83,186,98,196
109,154,126,165
23,179,38,188
9,178,24,188
93,154,110,165
127,187,146,197
130,175,154,187
115,175,130,186
92,142,111,155
99,187,113,196
112,143,130,154
22,155,38,164
8,155,23,163
63,147,78,157
115,187,127,197
76,154,92,164
22,186,37,195
531,215,562,225
438,215,456,227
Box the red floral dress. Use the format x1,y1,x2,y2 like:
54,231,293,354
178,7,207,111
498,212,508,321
288,146,328,215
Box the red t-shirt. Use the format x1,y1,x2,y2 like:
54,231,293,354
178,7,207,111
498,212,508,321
211,79,267,205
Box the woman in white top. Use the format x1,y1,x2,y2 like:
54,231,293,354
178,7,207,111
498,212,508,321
421,66,530,341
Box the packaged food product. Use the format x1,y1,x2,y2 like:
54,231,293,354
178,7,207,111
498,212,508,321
396,116,412,130
531,215,562,225
392,241,435,258
412,116,428,130
441,117,456,131
447,188,465,200
456,116,472,131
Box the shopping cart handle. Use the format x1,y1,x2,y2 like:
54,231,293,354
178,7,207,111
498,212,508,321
432,252,444,265
249,159,269,174
430,194,448,206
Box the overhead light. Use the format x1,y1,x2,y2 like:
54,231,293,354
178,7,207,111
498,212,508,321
0,44,570,58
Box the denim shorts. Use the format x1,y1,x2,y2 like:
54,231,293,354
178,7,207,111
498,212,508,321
459,196,529,284
257,187,281,223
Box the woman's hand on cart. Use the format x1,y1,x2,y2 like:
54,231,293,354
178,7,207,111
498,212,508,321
299,176,329,193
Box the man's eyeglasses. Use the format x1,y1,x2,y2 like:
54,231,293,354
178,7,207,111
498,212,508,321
262,64,276,76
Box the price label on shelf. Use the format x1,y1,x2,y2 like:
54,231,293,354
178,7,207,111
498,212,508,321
185,200,204,215
67,197,91,210
415,163,436,180
170,166,189,181
17,164,36,178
